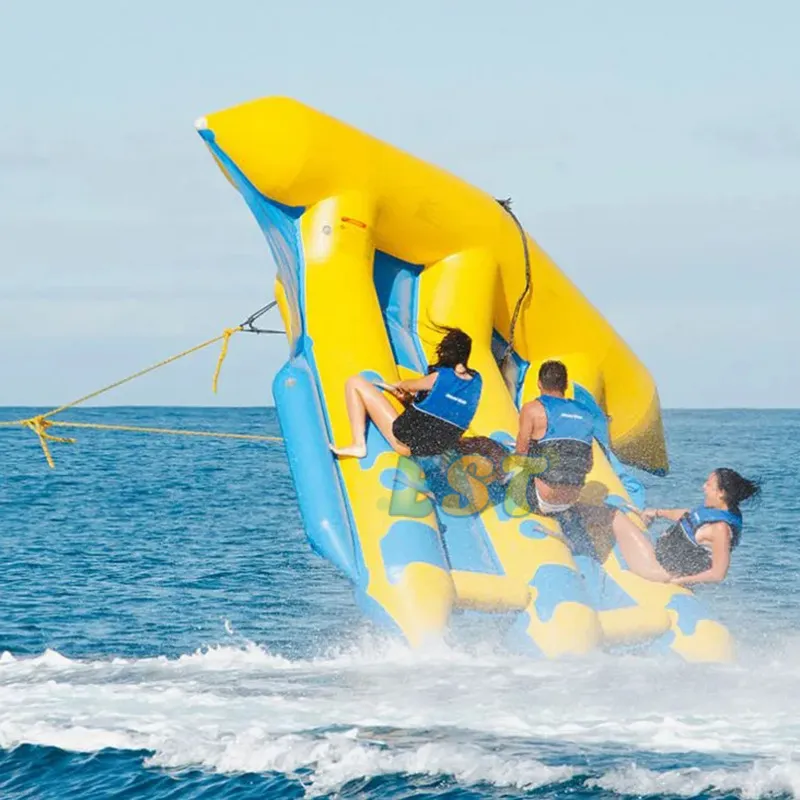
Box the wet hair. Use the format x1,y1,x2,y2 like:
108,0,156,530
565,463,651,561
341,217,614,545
538,360,568,393
428,325,475,374
714,468,761,515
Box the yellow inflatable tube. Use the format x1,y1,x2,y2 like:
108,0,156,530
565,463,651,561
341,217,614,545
196,96,732,662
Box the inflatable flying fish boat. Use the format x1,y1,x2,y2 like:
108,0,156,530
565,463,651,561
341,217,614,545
196,96,734,663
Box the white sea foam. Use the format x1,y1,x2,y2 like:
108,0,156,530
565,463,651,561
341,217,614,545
2,635,800,795
588,761,800,798
147,733,577,796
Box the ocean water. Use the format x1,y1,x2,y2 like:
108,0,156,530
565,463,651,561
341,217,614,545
1,406,799,799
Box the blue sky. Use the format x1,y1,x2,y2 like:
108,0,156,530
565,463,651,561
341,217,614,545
1,0,798,408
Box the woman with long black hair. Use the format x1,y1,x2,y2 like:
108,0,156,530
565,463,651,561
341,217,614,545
595,467,761,584
331,326,483,459
641,468,761,584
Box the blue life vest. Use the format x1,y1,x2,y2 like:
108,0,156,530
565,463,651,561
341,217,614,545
655,505,743,577
413,367,482,431
679,506,743,549
529,395,595,486
538,395,595,444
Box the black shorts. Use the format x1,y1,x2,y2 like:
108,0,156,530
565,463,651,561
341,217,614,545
392,406,464,457
529,440,593,487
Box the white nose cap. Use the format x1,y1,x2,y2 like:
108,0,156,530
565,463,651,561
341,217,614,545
194,117,208,131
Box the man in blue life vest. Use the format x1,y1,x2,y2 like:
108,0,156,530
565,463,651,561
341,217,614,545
514,360,595,515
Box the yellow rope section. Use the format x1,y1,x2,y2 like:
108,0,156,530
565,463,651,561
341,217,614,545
0,323,283,468
213,328,241,394
38,329,238,421
46,420,282,442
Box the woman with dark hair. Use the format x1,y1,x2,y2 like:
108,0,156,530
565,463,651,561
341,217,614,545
331,326,483,459
640,467,761,585
569,467,760,585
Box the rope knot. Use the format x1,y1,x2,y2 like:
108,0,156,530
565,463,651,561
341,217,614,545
23,415,76,469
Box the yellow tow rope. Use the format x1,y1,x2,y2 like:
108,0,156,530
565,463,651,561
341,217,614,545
0,323,283,468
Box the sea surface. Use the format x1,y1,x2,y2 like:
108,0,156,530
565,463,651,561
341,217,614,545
1,407,798,799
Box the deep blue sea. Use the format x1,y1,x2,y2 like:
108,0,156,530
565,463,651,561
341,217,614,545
1,407,799,799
